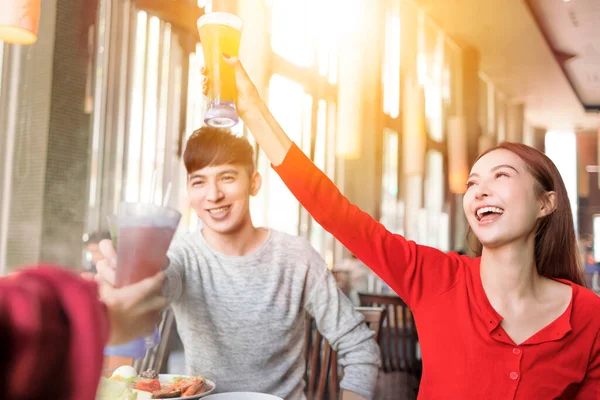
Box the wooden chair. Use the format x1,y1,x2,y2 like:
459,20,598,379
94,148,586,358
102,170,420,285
328,306,387,399
134,307,176,373
355,306,386,342
358,293,421,378
304,306,386,400
305,314,335,400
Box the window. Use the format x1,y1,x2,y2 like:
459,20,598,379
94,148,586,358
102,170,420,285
313,100,327,170
486,82,495,138
0,41,4,96
545,131,578,232
381,129,399,232
478,77,489,138
262,0,341,261
382,0,400,118
270,0,313,67
124,11,149,203
186,43,206,140
270,0,345,79
443,41,460,119
87,0,109,211
594,215,600,262
250,74,312,235
87,5,187,232
309,100,331,257
418,13,444,141
496,93,507,142
180,44,205,233
0,40,7,274
124,13,181,205
424,150,444,246
425,151,444,212
311,0,342,84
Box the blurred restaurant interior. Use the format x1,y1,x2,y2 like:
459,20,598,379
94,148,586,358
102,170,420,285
1,0,600,398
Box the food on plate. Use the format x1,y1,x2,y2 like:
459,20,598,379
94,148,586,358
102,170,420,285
140,369,159,379
182,381,207,397
96,377,138,400
98,367,214,399
152,388,182,398
112,365,138,380
135,379,162,393
164,375,212,398
132,390,153,400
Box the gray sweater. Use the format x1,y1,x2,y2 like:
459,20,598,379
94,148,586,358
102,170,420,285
164,229,380,399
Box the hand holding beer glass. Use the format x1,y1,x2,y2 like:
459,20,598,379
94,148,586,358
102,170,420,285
197,12,243,128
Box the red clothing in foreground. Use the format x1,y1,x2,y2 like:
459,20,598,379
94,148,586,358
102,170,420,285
273,143,600,399
0,265,109,400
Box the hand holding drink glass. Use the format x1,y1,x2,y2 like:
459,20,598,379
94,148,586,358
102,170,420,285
101,272,167,347
100,201,181,358
197,11,243,128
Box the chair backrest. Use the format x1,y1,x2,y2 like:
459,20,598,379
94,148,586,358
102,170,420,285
358,292,419,375
304,306,387,400
133,307,176,373
355,306,386,342
304,314,336,400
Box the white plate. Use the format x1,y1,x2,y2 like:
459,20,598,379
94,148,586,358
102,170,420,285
203,393,283,400
155,374,216,399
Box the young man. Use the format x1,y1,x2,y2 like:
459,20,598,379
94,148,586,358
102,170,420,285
97,127,380,400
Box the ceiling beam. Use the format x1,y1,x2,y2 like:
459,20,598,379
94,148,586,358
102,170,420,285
135,0,203,40
523,0,600,112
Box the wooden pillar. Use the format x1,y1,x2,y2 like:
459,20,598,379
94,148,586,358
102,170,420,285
460,48,480,166
448,47,479,251
507,103,525,143
530,126,546,152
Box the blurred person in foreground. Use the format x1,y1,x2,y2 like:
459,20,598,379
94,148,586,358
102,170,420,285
0,264,166,400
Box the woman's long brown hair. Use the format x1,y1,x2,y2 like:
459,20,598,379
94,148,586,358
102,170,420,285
467,142,585,286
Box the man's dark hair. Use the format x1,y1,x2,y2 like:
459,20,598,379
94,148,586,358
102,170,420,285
183,127,255,175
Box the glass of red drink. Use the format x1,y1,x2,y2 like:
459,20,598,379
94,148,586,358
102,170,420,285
115,202,181,288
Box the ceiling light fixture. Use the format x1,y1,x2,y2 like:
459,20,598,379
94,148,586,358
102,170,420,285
0,0,41,45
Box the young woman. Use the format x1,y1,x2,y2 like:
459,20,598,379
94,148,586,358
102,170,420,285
200,57,600,399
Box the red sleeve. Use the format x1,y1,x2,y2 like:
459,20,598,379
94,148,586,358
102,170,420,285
577,331,600,399
272,143,461,309
0,265,109,400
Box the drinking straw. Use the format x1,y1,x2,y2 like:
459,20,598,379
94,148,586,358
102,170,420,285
163,182,172,207
150,169,158,205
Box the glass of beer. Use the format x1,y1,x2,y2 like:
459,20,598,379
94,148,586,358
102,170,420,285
197,12,243,128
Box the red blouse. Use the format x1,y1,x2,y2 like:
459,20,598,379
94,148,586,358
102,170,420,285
273,143,600,399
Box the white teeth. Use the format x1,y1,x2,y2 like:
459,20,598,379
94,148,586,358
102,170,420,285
208,206,230,214
476,206,504,219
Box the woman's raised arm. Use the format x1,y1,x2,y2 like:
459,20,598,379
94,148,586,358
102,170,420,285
218,57,460,309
